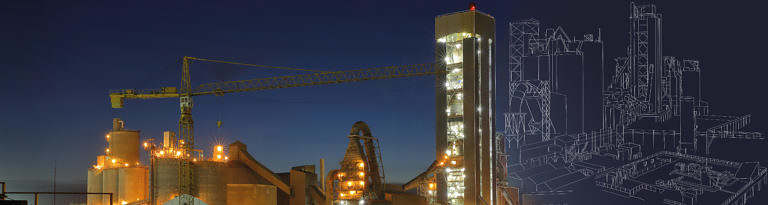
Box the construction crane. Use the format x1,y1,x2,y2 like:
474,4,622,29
108,56,440,201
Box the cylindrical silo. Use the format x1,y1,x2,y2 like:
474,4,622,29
108,129,140,164
87,169,103,205
119,167,148,204
155,158,181,205
195,161,225,205
102,168,119,205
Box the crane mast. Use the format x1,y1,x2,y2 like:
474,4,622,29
109,57,440,201
178,57,194,196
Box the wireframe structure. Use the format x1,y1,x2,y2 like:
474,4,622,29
500,2,767,205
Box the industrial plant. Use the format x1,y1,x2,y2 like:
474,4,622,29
1,1,766,205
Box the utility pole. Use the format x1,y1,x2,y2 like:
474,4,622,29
53,160,56,205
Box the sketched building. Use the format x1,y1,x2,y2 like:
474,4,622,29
503,19,605,185
502,2,767,205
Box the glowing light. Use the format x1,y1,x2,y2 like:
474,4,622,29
437,38,446,43
340,193,345,197
180,140,184,144
121,201,127,205
124,163,129,167
106,135,110,139
358,172,365,177
429,182,436,190
347,181,353,186
216,145,223,152
112,159,116,164
359,181,365,186
224,156,229,160
451,160,457,165
143,142,148,148
105,148,110,153
159,151,164,155
358,162,365,168
217,154,222,159
176,151,181,156
349,190,356,195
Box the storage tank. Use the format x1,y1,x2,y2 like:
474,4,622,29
102,168,119,205
119,167,148,203
87,169,103,205
196,161,226,205
108,129,140,165
155,158,181,205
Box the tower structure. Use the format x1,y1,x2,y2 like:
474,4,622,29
628,2,663,115
435,4,496,205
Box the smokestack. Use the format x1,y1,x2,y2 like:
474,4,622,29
320,158,325,191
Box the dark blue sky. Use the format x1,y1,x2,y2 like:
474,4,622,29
2,0,767,196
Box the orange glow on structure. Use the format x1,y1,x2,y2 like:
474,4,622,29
358,162,365,168
216,145,223,152
429,182,436,190
358,172,365,177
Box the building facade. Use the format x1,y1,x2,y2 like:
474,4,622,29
435,7,496,205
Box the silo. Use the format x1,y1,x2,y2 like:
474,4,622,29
108,129,140,164
119,167,148,203
102,168,119,205
87,169,103,205
195,161,226,205
155,158,181,205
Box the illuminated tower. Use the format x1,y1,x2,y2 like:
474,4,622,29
435,3,495,205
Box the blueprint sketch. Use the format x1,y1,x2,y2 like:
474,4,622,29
498,2,767,205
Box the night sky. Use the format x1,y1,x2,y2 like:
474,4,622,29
2,0,768,203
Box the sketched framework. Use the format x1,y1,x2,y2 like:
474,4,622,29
497,2,767,205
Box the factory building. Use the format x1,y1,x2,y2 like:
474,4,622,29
87,119,326,205
87,119,147,205
406,3,497,205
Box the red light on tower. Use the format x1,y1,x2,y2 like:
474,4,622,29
469,2,477,11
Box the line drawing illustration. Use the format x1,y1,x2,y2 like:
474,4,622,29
499,2,767,204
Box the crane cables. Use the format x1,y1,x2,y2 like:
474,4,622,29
187,57,327,73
